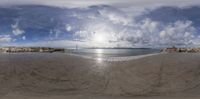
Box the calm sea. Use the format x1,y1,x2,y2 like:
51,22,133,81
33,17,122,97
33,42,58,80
70,48,161,57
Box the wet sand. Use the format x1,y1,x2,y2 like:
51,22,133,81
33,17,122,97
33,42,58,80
0,53,200,99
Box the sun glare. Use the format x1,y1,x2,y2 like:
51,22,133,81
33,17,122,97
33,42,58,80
93,33,106,43
88,23,113,47
96,49,103,53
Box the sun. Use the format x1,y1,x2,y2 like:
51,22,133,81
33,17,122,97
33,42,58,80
93,34,106,43
93,33,106,43
88,23,113,47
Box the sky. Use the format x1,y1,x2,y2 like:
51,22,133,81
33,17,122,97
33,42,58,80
0,0,200,48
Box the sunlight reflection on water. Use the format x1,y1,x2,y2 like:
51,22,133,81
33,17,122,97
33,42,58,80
97,57,103,63
95,49,103,63
96,49,103,54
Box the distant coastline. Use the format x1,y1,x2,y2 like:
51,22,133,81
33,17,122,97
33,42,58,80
1,46,200,54
0,46,64,53
162,46,200,53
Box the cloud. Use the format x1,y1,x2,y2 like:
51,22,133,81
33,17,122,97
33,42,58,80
0,0,200,8
0,0,199,20
61,5,198,48
11,22,25,36
73,17,197,48
22,36,26,40
66,24,72,32
13,40,89,48
192,36,200,46
158,20,196,46
12,19,197,48
12,28,25,36
98,8,131,25
0,5,199,48
0,35,12,43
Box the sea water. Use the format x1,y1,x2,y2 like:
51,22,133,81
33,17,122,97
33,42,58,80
70,48,161,58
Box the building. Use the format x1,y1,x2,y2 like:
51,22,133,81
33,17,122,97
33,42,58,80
164,46,178,53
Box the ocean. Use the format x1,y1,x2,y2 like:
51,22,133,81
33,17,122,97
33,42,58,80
70,48,161,58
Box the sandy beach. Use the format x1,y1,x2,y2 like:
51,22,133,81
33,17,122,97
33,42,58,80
0,53,200,99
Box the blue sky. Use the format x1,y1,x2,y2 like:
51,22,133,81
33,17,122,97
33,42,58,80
0,0,200,48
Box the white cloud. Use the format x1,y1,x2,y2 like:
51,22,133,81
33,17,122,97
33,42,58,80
54,29,62,38
74,22,121,47
1,0,198,23
0,0,200,8
12,28,25,36
141,19,159,33
192,36,200,46
99,9,131,25
13,18,197,48
11,22,25,36
0,0,199,21
14,40,89,48
66,24,72,32
73,16,197,48
0,35,12,43
1,1,198,48
159,20,196,46
54,5,198,48
112,18,160,47
120,19,196,47
22,36,26,40
159,31,166,38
